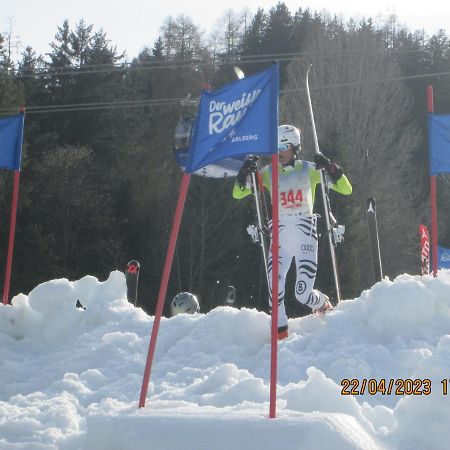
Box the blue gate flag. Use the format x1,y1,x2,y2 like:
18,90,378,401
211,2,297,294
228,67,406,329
185,63,279,173
429,114,450,175
0,113,24,171
437,245,450,269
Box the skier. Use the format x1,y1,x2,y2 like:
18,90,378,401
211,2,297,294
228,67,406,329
232,124,352,340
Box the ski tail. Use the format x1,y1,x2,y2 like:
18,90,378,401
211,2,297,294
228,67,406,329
367,198,383,282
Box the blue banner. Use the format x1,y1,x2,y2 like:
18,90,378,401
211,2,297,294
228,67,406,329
429,114,450,175
437,245,450,269
0,113,24,171
185,64,279,173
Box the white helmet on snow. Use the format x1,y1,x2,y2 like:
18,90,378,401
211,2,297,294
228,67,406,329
170,292,200,316
278,124,301,152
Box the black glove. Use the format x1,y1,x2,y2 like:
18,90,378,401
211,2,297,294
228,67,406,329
314,153,343,183
236,156,258,188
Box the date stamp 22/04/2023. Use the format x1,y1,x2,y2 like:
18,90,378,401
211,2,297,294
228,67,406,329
339,378,450,396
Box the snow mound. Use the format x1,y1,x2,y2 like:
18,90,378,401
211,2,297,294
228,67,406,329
1,270,450,449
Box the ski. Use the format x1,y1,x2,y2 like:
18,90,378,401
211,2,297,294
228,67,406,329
125,259,140,306
233,66,245,80
367,198,383,282
305,65,342,303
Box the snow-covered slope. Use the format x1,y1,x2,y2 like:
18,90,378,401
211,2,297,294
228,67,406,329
1,270,450,449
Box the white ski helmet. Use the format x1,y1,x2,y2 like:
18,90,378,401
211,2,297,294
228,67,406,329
170,292,200,316
278,124,301,152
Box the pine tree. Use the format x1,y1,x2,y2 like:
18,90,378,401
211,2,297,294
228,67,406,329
263,2,294,54
0,33,24,110
17,46,46,104
239,8,267,74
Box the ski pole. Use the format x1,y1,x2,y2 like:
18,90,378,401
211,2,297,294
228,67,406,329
250,171,270,289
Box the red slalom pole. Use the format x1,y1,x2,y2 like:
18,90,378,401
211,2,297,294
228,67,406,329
430,177,438,277
2,170,21,305
139,173,190,408
269,153,279,419
2,107,25,305
428,85,438,277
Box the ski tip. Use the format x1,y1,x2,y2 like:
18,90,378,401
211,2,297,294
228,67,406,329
233,66,245,80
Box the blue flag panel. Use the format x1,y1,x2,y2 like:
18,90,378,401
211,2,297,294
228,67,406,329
0,113,24,171
429,114,450,175
437,246,450,269
185,64,279,173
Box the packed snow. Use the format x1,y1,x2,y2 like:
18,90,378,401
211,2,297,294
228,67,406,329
1,270,450,449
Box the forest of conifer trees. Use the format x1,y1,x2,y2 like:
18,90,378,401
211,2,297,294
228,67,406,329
1,3,450,316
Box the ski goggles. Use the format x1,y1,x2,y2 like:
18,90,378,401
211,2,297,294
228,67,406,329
278,143,292,152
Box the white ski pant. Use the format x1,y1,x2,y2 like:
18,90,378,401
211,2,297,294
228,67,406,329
268,215,327,329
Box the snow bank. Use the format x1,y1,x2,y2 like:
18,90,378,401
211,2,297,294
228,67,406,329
1,270,450,449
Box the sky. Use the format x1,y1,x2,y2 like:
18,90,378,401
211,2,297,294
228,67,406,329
2,0,450,62
1,269,450,449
